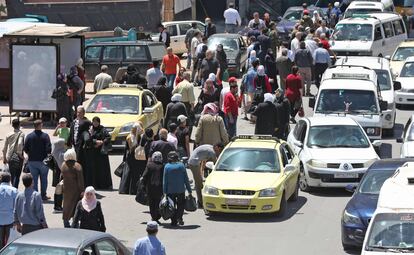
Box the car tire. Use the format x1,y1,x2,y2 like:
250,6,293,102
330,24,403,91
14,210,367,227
288,178,299,202
276,192,287,217
299,165,312,192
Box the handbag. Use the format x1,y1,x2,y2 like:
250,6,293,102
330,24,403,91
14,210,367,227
8,132,22,170
184,194,197,212
159,195,175,220
114,162,125,177
22,162,30,173
134,135,146,161
135,178,149,206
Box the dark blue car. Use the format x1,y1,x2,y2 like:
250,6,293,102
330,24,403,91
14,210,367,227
341,158,414,250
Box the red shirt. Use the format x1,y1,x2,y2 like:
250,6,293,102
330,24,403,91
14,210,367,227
162,54,180,75
320,39,331,50
285,74,303,102
224,92,238,117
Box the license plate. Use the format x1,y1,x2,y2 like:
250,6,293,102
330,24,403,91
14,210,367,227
334,172,358,178
226,198,251,206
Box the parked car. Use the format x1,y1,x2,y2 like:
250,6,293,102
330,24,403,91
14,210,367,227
395,56,414,107
0,228,131,255
151,20,206,56
341,158,414,250
397,114,414,158
389,39,414,79
84,41,166,81
207,33,248,77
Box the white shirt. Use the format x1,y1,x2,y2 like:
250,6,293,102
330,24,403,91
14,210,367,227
220,87,230,111
305,38,318,56
191,37,200,57
195,43,206,55
223,8,241,25
248,19,266,30
167,133,178,149
291,38,300,56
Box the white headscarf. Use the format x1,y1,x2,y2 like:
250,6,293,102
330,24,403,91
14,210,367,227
82,186,97,212
208,73,216,81
171,93,182,102
264,93,274,103
257,65,265,76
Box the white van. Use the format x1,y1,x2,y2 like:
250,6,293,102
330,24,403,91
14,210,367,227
331,13,407,57
343,1,385,19
362,162,414,254
337,56,402,136
310,65,388,140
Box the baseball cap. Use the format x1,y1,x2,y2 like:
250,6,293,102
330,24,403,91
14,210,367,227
146,221,158,231
177,115,188,123
228,77,237,84
303,9,309,15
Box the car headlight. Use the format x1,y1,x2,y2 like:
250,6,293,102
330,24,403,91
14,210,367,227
364,159,376,168
343,210,363,225
259,188,277,197
365,127,380,136
307,159,327,168
203,186,219,196
119,122,135,134
384,113,392,121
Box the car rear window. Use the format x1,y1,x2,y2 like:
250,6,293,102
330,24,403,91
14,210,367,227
125,45,148,61
148,45,166,60
0,243,77,255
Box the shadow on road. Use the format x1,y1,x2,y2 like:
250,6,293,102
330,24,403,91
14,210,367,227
205,196,307,223
308,188,352,198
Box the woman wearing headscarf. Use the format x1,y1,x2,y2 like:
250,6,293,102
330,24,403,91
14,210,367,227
164,93,188,129
252,93,279,136
246,50,257,70
87,117,112,190
67,66,84,110
55,73,72,122
119,122,144,195
141,151,164,223
264,48,278,91
154,76,172,113
215,44,228,82
195,102,228,146
51,138,66,212
199,79,220,107
61,149,84,227
252,65,272,106
77,119,93,187
72,186,106,232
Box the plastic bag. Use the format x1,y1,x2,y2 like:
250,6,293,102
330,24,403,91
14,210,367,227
114,162,125,177
135,178,148,206
159,195,175,220
184,194,197,212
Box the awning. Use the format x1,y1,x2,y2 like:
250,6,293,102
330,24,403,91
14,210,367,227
3,25,90,38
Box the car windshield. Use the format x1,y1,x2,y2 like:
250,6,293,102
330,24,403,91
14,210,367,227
375,69,392,91
392,47,414,61
400,62,414,77
0,243,77,255
215,148,280,173
307,125,370,148
358,170,395,194
207,37,238,52
316,89,378,114
343,8,382,19
283,10,303,21
333,24,373,41
148,45,166,59
86,94,139,114
367,213,414,251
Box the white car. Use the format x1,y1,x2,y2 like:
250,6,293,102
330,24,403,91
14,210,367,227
337,57,401,136
287,116,380,192
397,114,414,158
396,56,414,106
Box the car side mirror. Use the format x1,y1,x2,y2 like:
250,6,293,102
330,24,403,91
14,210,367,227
294,140,303,148
396,137,403,143
379,100,388,111
309,97,315,109
143,107,154,114
284,164,296,172
345,184,356,193
205,161,215,170
384,55,391,60
393,81,402,91
372,140,382,147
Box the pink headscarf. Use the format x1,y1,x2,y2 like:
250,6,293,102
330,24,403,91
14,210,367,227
203,79,216,96
202,103,219,115
82,186,97,212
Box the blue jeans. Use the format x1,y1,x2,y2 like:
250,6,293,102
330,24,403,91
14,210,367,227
166,74,176,93
225,24,237,33
28,161,49,197
225,116,237,139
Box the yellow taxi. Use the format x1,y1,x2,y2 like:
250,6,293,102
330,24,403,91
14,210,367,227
202,135,300,216
390,40,414,78
84,84,164,148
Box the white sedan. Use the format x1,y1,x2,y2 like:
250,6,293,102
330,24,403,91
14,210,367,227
397,114,414,158
287,116,380,192
396,56,414,107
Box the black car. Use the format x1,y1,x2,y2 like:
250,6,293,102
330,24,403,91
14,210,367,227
207,33,248,77
0,228,131,255
85,41,166,82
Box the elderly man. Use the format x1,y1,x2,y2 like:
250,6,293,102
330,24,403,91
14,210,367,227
313,42,331,88
294,41,313,96
248,12,266,31
198,50,220,86
93,65,112,93
133,221,166,255
149,129,176,164
223,3,241,33
276,48,294,91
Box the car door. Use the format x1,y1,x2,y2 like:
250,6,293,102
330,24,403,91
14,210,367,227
178,23,193,55
282,143,299,197
373,24,384,56
101,45,123,78
85,45,103,81
95,239,119,255
382,21,395,56
280,145,296,197
165,24,180,53
288,119,307,155
141,91,162,133
401,117,413,157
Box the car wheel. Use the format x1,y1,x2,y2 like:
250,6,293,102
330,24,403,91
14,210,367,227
288,178,299,202
299,165,312,192
276,192,287,217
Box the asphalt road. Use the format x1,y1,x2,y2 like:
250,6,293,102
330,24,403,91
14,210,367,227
1,85,412,255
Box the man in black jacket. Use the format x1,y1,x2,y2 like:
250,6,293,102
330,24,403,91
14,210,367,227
252,93,278,136
274,89,291,140
204,18,217,38
149,129,176,163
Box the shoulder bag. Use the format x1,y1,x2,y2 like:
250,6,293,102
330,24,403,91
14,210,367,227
8,132,23,170
134,135,146,161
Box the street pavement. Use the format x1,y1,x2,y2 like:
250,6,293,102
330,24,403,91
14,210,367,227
0,83,411,255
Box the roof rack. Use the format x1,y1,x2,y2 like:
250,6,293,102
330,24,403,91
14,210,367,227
108,83,144,90
329,64,372,70
231,134,280,143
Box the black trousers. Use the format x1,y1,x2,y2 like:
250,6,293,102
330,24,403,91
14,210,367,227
148,196,162,221
22,224,42,235
315,63,328,88
9,160,23,189
0,224,12,249
167,193,185,224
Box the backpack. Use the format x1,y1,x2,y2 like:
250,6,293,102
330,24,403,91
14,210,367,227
253,77,265,105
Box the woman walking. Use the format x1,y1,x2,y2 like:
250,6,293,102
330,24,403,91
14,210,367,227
216,44,228,82
88,117,112,190
142,152,164,224
285,66,303,123
61,149,84,227
72,186,106,232
51,138,66,212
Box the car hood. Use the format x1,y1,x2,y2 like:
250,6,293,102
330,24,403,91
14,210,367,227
313,113,381,127
84,112,141,128
206,171,281,190
225,50,239,60
402,141,414,157
276,19,296,32
330,40,372,52
308,147,378,161
397,77,414,88
347,192,378,225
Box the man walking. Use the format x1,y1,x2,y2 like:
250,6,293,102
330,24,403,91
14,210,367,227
161,47,181,92
313,42,331,89
223,3,241,33
223,79,239,138
295,41,313,96
2,119,25,188
133,221,165,255
146,61,163,91
158,24,170,48
0,172,18,249
173,72,196,114
204,17,217,38
252,93,278,136
198,50,220,86
93,65,112,93
23,120,51,201
149,129,176,164
184,22,202,69
14,173,48,235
